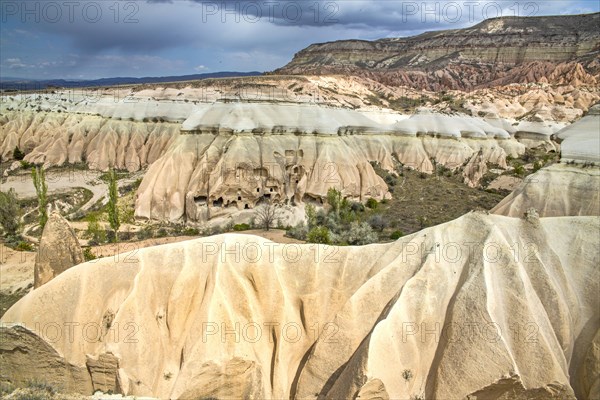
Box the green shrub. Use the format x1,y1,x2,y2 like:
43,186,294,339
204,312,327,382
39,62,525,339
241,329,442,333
233,223,251,231
137,225,154,240
343,221,377,245
307,226,331,244
0,189,21,237
119,206,135,224
305,203,317,229
107,169,120,242
366,198,378,210
384,174,396,187
183,227,200,236
32,166,48,229
339,208,358,225
315,208,328,227
13,146,25,160
287,222,308,240
15,241,33,251
156,228,168,238
368,214,387,231
533,161,542,172
85,215,106,244
513,163,525,176
26,380,56,395
20,160,33,169
83,247,96,261
390,230,404,240
350,202,365,213
327,187,343,215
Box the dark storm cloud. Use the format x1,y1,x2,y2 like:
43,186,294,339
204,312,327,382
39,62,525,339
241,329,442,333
1,1,201,53
165,0,578,29
0,0,597,79
2,1,595,54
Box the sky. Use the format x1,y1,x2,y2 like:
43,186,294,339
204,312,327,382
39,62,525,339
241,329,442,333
1,0,598,80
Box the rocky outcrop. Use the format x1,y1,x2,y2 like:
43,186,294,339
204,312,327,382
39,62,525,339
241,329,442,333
493,104,600,217
34,212,84,288
2,213,598,399
0,325,92,393
491,163,600,217
557,104,600,164
86,353,121,394
275,13,600,90
134,112,524,221
0,111,178,172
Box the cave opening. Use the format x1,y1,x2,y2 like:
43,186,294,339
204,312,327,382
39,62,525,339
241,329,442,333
212,197,223,207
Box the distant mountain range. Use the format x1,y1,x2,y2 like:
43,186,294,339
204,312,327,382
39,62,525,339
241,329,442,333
275,13,600,90
0,71,262,91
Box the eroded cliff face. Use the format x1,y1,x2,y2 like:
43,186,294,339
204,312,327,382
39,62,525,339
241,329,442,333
0,106,550,222
1,213,598,399
276,13,600,90
0,111,178,172
1,88,594,222
493,105,600,218
135,129,521,221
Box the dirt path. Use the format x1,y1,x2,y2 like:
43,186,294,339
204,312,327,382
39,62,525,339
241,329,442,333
2,169,142,215
237,229,304,243
2,169,105,211
0,244,35,317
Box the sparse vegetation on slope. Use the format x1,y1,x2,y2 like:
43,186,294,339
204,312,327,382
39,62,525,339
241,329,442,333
373,165,506,236
288,188,379,245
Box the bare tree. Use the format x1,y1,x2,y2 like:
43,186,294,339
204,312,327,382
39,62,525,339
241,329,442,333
254,201,281,231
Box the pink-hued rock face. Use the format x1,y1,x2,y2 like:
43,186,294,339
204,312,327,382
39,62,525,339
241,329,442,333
1,213,599,399
275,14,600,91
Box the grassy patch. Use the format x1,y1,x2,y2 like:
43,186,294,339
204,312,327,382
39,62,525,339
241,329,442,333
378,168,506,236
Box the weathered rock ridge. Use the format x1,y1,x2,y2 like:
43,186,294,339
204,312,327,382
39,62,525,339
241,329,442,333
1,213,598,399
276,13,600,90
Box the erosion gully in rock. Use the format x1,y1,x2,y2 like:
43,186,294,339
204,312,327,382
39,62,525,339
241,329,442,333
1,214,599,399
0,9,599,400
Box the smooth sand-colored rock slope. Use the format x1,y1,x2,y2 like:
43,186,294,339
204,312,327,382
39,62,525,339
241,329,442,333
491,164,600,217
493,105,600,217
1,213,598,399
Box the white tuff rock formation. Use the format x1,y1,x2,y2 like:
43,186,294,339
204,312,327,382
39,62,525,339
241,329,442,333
1,213,598,399
493,104,600,217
